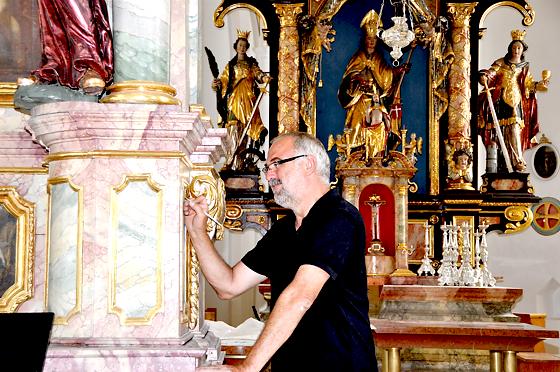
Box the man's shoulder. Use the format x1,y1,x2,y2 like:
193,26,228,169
315,190,362,224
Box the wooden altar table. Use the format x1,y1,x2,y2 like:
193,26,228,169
371,318,559,372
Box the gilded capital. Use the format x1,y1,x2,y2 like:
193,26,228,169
274,3,304,27
447,3,478,27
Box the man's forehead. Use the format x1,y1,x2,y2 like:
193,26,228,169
267,137,294,160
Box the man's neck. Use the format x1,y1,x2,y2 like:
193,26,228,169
293,184,330,229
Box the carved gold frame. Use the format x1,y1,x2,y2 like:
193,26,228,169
0,187,35,312
45,177,83,325
108,174,164,326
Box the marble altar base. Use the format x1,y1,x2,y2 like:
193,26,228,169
375,285,525,370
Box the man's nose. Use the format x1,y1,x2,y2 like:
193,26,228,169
265,169,276,181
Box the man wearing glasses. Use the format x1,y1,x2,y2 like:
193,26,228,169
185,132,377,371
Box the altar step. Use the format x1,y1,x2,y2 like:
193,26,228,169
517,352,560,372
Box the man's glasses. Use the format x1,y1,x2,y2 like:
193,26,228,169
262,154,307,173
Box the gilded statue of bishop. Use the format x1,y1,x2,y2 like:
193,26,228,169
336,10,408,163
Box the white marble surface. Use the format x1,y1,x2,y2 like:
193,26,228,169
48,182,80,318
112,0,170,82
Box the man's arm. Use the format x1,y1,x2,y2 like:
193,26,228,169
241,264,329,371
185,197,265,299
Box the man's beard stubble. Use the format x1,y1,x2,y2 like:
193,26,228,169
269,178,297,209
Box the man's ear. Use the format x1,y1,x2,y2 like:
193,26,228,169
305,154,316,175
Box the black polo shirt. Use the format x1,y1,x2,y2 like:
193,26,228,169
242,189,377,371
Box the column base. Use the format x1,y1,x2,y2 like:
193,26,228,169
100,80,180,105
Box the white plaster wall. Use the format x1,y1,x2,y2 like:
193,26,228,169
479,0,560,352
207,229,267,327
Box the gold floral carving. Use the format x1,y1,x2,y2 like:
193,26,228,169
429,14,457,195
186,173,226,241
480,177,489,193
184,172,226,328
275,3,303,133
0,187,35,312
224,204,244,231
444,199,484,205
184,237,200,329
300,19,334,135
504,205,533,234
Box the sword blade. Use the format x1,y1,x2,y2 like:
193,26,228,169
483,81,513,173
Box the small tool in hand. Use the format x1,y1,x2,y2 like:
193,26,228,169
186,198,224,228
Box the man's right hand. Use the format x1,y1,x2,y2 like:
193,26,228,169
184,196,209,236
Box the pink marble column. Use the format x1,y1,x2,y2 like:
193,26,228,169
446,3,477,190
25,102,231,371
274,3,303,133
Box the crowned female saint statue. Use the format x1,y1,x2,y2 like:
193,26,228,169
212,30,271,173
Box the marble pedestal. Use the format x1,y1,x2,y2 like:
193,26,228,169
22,102,232,371
376,285,524,370
379,285,522,322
